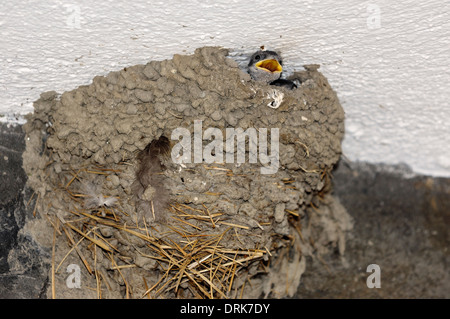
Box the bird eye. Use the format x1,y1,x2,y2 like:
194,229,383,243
279,60,283,65
254,55,261,61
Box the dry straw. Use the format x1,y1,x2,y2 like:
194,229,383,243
46,165,269,299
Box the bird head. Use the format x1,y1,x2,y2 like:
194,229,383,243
248,50,283,83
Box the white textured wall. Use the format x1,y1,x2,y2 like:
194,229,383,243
1,0,449,177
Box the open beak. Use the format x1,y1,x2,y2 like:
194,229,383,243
255,59,282,73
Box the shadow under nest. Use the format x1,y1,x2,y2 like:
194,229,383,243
22,47,352,299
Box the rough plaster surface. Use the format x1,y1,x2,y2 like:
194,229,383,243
1,0,449,177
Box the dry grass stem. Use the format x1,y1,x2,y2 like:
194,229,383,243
50,166,269,299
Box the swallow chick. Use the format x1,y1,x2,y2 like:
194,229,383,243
248,50,297,89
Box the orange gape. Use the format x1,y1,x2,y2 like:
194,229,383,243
255,59,283,73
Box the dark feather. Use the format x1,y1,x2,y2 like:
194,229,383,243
131,136,170,223
270,78,298,90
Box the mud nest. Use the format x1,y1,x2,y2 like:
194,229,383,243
22,47,352,299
